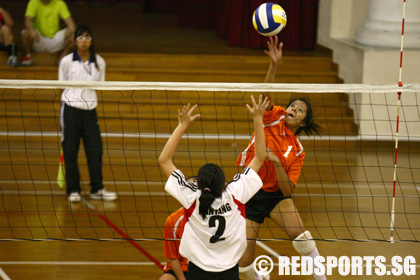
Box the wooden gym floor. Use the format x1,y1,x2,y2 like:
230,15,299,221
1,116,420,279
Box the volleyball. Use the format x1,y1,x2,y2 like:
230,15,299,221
252,3,287,36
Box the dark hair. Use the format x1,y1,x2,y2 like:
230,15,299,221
197,163,225,220
286,97,322,136
74,25,99,70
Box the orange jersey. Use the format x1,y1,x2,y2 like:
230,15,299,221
236,105,305,192
163,208,188,273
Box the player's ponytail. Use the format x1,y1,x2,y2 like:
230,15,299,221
197,163,225,220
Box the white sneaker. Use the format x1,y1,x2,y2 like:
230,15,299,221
21,54,33,66
68,192,81,203
90,189,117,201
7,55,18,67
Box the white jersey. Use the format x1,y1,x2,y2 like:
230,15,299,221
164,167,263,272
58,51,106,110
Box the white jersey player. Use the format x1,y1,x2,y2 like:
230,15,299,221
158,96,270,280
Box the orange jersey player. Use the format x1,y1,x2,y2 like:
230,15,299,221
237,36,326,280
160,208,188,280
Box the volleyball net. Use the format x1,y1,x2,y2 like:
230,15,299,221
0,80,419,242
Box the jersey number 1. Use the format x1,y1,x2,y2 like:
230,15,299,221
283,145,293,158
209,215,226,243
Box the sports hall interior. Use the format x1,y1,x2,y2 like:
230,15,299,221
0,0,419,279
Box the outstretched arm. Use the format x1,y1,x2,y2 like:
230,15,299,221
247,95,271,173
263,35,283,110
158,104,200,178
266,148,295,197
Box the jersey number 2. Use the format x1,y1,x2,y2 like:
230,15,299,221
209,215,226,243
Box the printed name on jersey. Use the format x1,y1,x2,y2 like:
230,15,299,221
172,170,197,192
207,203,232,215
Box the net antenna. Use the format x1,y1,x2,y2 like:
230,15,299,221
391,0,407,244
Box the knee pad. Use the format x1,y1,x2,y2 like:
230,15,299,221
239,263,255,280
292,230,316,256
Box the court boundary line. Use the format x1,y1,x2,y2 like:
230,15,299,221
1,131,419,142
0,268,11,280
0,261,418,268
0,261,163,266
1,189,419,199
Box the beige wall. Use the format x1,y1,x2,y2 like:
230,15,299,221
317,0,420,137
317,0,369,49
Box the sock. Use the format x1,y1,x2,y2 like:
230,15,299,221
5,43,17,57
308,247,326,280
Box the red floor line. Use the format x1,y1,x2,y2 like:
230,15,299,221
95,212,164,270
0,205,165,270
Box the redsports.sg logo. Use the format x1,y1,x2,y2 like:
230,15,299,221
254,255,416,276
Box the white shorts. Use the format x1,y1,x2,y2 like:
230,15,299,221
31,29,67,53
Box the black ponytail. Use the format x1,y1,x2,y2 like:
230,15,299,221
197,163,225,220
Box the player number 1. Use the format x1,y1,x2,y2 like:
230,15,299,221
283,145,293,158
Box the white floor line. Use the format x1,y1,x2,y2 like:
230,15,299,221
256,241,281,258
0,268,11,280
1,189,419,199
2,131,418,142
0,261,164,266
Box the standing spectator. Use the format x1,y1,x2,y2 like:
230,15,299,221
59,25,117,203
0,7,18,66
21,0,75,66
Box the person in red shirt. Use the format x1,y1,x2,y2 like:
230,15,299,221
237,36,326,280
160,207,189,280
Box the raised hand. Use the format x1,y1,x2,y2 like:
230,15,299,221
246,95,271,118
178,104,200,127
264,35,283,65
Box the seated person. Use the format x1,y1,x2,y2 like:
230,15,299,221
21,0,75,66
0,7,18,66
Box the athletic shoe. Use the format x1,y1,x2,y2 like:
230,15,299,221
68,192,81,203
7,55,18,67
21,54,33,66
90,189,117,201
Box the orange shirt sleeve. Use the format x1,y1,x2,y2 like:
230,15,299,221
164,214,179,260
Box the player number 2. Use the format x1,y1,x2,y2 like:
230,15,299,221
209,215,226,243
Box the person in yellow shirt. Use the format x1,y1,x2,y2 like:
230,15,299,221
21,0,75,66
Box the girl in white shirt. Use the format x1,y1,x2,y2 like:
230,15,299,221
158,95,269,280
59,25,116,202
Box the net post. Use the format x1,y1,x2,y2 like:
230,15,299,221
390,0,407,244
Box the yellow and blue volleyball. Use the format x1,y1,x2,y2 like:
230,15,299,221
252,3,287,36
